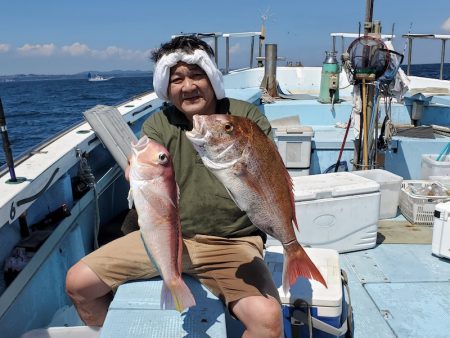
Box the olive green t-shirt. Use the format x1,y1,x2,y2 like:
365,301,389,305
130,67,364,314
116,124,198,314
141,97,273,238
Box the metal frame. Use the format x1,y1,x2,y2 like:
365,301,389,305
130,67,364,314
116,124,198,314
172,32,263,74
330,33,395,54
402,34,450,80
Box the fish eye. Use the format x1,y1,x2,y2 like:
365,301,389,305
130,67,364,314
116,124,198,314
158,152,168,164
224,123,233,133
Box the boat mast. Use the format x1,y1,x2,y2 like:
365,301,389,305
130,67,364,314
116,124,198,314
364,0,374,35
357,0,377,170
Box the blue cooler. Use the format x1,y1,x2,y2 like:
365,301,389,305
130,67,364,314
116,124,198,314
265,246,350,338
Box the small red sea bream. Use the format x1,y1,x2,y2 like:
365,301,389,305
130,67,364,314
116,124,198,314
186,114,327,291
128,136,195,311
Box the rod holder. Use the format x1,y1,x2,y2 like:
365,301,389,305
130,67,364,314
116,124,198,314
258,44,285,97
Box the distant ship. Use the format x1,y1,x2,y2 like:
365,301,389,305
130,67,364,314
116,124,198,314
87,72,113,82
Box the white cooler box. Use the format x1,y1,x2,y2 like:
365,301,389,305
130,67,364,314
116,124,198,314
275,126,314,176
265,246,350,338
292,172,381,253
432,201,450,259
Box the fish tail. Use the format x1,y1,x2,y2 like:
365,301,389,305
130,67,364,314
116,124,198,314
160,277,196,312
282,244,327,293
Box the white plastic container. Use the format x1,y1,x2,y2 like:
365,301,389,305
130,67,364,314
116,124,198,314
275,126,314,169
399,180,450,225
421,154,450,179
352,169,403,219
265,246,346,338
293,172,380,253
432,201,450,259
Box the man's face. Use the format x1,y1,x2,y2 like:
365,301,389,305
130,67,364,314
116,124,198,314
167,62,217,121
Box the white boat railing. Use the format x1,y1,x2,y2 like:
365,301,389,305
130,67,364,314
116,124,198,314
330,32,395,54
402,34,450,80
171,31,263,74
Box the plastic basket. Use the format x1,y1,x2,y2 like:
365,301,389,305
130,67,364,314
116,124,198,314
399,180,450,225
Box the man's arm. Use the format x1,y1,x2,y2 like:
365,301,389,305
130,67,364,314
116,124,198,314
245,103,274,141
140,113,165,144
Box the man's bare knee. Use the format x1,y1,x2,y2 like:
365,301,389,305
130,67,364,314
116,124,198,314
66,261,110,302
231,295,282,338
66,261,113,326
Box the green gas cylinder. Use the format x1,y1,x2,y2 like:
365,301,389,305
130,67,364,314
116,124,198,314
318,51,340,104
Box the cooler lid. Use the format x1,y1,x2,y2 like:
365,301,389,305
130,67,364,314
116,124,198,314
265,246,342,307
275,125,314,136
293,172,380,202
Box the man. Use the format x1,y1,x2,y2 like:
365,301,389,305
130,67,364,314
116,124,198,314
66,35,283,338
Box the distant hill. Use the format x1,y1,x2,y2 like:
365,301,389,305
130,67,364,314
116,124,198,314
0,70,152,82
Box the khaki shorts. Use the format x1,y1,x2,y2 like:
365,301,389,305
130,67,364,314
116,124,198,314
82,231,280,308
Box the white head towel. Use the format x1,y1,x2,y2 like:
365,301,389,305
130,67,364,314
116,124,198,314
153,49,225,102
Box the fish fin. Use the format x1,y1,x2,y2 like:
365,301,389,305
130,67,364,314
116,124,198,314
292,218,299,232
127,189,134,209
257,128,300,232
283,165,300,232
160,278,196,312
282,245,327,293
160,282,174,310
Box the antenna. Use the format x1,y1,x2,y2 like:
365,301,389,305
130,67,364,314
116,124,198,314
258,7,274,67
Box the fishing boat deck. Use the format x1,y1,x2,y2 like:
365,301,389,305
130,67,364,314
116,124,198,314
96,214,450,338
342,242,450,337
341,215,450,337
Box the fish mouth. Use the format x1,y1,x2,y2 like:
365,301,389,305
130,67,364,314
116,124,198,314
132,136,150,152
185,115,207,146
130,137,154,167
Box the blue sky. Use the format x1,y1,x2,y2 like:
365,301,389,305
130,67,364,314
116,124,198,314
0,0,449,75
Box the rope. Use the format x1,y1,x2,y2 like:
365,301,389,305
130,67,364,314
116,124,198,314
383,97,396,145
76,149,100,249
260,87,276,104
339,83,353,90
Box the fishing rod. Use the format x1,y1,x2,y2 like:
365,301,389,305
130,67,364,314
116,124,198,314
0,98,17,182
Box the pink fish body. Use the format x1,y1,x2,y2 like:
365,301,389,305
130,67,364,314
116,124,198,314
186,114,326,291
128,136,195,311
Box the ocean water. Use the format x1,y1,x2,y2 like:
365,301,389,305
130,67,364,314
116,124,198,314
0,76,152,167
402,63,450,81
0,64,448,167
